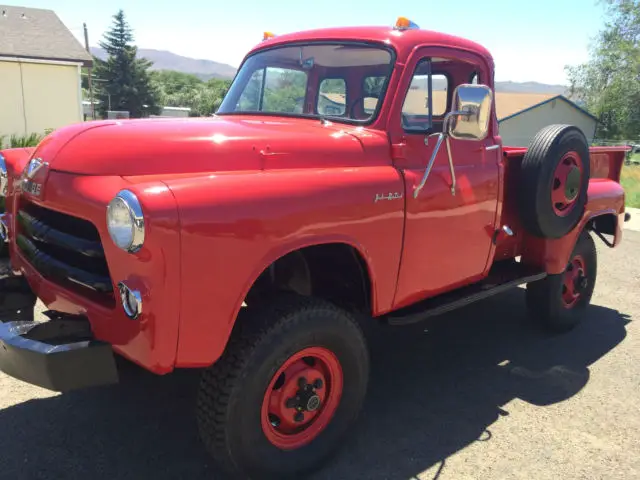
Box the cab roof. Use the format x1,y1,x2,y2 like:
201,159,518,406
248,25,494,67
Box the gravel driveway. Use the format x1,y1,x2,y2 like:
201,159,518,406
1,229,638,480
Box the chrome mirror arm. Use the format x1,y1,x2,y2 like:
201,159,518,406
414,132,444,198
413,110,470,199
445,135,456,196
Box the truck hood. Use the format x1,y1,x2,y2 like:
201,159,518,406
32,116,368,176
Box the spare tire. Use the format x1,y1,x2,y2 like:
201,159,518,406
518,124,590,239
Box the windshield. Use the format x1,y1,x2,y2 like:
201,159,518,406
217,43,394,123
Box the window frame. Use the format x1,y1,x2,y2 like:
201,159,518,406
217,41,397,126
401,58,452,134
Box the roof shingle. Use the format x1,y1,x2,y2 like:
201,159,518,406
0,5,92,65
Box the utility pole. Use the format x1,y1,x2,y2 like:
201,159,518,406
83,22,95,120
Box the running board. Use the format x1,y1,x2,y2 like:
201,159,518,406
386,262,547,326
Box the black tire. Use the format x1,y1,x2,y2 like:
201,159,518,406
196,294,369,479
526,230,597,332
0,273,36,322
519,124,590,239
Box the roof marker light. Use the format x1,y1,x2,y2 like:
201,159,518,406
394,16,420,30
263,31,276,41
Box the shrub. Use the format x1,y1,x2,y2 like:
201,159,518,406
8,132,43,148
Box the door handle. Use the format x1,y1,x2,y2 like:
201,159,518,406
485,144,500,151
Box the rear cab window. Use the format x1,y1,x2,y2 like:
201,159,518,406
317,78,346,116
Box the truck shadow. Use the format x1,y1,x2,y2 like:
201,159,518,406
0,289,630,480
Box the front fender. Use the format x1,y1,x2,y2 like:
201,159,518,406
522,179,625,275
165,166,405,368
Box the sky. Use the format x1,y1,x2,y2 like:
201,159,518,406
4,0,608,85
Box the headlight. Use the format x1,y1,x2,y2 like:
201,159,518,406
0,153,7,197
106,190,145,252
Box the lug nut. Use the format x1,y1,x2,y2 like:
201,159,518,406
298,377,308,388
285,397,297,409
313,379,323,389
294,412,304,423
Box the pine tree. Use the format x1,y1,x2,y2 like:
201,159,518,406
93,10,160,118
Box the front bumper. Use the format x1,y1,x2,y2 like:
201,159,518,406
0,312,118,392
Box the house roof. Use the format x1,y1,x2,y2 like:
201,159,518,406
0,5,92,66
497,94,597,122
321,91,596,122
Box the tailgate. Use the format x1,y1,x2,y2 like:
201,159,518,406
589,146,629,182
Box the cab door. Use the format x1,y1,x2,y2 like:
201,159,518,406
391,48,501,309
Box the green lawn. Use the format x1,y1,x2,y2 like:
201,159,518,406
621,163,640,208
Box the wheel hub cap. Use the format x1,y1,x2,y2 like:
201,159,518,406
552,152,584,217
306,394,321,412
562,255,587,308
261,346,344,450
565,167,581,201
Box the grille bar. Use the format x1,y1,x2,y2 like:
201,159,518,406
17,234,112,293
16,202,114,299
17,210,105,258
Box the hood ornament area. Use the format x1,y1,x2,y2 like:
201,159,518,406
25,158,47,179
21,158,49,197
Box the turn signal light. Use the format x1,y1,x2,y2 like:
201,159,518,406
395,16,419,30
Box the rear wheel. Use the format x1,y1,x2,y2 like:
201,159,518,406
196,294,369,479
526,230,597,332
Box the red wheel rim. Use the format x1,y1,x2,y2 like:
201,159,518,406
261,346,343,450
562,255,587,308
552,151,583,217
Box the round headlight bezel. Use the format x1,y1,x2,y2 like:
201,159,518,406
106,189,145,253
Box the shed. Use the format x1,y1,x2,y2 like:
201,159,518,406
497,94,597,147
0,5,92,138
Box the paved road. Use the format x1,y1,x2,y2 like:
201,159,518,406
1,229,638,480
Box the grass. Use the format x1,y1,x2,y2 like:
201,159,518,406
621,163,640,208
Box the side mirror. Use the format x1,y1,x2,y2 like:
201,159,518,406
414,84,494,199
447,84,493,141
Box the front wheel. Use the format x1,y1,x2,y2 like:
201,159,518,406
196,294,369,479
526,230,597,332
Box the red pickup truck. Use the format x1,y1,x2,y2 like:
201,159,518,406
0,18,631,479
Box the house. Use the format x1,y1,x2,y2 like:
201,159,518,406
319,91,597,147
82,102,192,119
496,94,597,147
0,5,92,137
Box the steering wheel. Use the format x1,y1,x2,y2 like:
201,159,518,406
348,95,381,120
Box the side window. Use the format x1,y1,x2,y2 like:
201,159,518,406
236,67,308,114
401,59,449,131
317,78,346,116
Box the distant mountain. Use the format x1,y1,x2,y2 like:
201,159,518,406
414,77,566,95
90,47,237,80
495,81,567,95
90,47,568,94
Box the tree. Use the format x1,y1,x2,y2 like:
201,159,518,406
566,0,640,141
93,10,160,118
151,71,232,116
